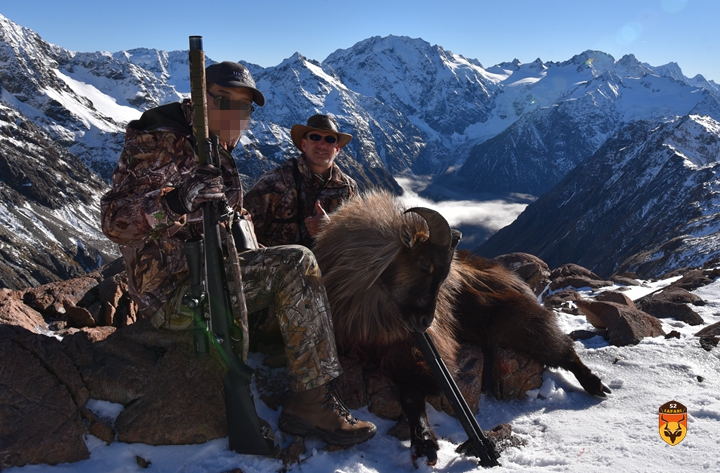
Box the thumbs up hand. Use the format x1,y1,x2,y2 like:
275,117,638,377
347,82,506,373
304,201,330,237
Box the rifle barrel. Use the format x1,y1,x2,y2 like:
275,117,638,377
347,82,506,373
412,330,501,467
186,35,277,457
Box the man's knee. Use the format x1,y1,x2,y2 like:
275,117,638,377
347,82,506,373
273,244,321,279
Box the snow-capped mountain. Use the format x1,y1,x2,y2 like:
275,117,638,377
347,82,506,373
0,14,195,178
1,12,720,287
432,51,720,195
234,52,402,192
0,100,116,288
476,96,720,278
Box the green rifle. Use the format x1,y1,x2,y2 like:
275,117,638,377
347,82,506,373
411,330,501,467
185,35,279,457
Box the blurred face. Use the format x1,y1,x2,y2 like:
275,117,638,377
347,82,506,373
301,130,341,175
206,84,254,147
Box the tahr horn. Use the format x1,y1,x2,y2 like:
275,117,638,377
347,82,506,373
404,207,453,249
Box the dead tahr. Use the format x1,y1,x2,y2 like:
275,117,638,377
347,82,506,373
313,190,610,465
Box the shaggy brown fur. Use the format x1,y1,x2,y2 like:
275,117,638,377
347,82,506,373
314,190,459,358
313,190,609,464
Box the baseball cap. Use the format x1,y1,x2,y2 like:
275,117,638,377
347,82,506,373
205,61,265,106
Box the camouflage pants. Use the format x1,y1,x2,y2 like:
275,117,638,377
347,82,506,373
155,244,342,392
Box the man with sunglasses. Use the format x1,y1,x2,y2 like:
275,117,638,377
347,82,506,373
101,62,376,449
244,114,357,248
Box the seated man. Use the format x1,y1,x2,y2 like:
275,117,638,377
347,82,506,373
100,61,375,448
244,114,358,247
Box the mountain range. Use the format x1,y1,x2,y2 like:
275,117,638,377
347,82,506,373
1,12,719,288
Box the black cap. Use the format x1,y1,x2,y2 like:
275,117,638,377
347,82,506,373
205,61,265,106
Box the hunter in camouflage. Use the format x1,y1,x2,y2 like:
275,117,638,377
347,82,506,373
244,114,357,247
100,62,375,446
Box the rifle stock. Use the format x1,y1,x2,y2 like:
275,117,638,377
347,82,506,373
187,35,278,457
412,330,501,467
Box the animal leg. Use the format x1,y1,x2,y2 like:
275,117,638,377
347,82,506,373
557,350,612,397
397,386,439,467
512,321,612,397
385,343,442,466
464,299,611,397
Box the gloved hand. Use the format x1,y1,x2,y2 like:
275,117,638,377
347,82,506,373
174,165,225,213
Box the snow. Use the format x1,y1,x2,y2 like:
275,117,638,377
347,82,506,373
52,69,140,127
6,272,719,473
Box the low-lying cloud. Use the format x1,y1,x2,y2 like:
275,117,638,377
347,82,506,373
395,176,531,235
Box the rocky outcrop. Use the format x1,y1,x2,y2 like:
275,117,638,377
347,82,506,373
575,299,666,346
695,322,720,351
543,289,583,313
494,252,551,297
548,264,614,292
636,286,704,326
0,289,47,331
665,267,720,292
0,324,90,468
0,255,716,469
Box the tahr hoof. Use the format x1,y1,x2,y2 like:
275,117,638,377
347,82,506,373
589,383,612,398
411,439,439,468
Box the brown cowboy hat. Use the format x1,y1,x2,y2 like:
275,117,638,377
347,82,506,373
290,114,353,150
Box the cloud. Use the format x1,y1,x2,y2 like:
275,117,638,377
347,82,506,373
395,177,529,233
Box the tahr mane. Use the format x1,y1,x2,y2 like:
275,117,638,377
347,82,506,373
314,190,430,349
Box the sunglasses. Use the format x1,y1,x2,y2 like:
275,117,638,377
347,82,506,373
207,91,255,113
307,133,338,144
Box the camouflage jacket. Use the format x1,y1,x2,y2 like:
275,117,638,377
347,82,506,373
100,100,247,319
243,155,357,247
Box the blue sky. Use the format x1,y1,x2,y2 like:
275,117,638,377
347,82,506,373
2,0,718,82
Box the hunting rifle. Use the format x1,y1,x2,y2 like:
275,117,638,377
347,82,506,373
412,330,501,467
184,35,279,456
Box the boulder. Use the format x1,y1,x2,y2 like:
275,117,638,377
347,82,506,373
490,346,544,400
114,337,227,445
0,325,89,469
637,287,705,325
95,272,137,327
78,322,161,405
638,301,704,325
21,277,99,319
695,321,720,338
428,343,484,415
549,263,614,292
668,268,720,292
610,274,641,286
366,371,403,420
576,300,665,346
595,291,636,307
453,343,484,413
333,355,369,410
494,252,551,296
543,289,582,313
0,289,47,331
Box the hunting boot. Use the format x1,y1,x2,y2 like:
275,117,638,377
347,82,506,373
278,384,377,446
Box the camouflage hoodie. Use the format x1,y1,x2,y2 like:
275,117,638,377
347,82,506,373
101,100,246,319
243,155,357,247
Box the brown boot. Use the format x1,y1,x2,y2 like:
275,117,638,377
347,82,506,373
278,384,377,446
